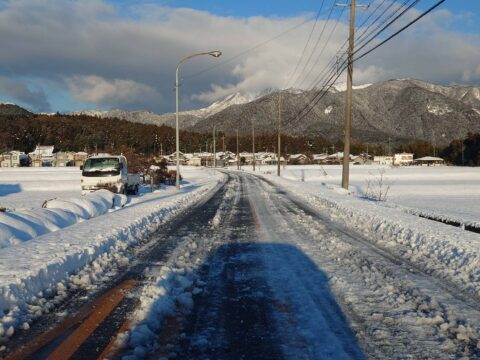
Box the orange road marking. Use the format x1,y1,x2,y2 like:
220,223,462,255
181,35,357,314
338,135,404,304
5,305,95,360
46,279,138,360
5,279,138,360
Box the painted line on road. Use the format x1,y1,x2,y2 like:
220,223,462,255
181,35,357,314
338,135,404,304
46,279,138,360
5,280,138,360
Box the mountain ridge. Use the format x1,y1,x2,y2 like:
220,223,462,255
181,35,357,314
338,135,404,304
3,79,480,145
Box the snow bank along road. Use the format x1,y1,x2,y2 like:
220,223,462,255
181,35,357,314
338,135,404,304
4,172,480,359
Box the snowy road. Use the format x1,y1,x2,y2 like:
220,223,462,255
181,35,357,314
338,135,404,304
6,171,480,359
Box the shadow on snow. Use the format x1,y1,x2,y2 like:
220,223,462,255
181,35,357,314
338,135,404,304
131,242,366,360
0,184,22,197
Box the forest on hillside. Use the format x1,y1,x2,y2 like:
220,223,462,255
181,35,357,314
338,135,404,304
1,113,478,165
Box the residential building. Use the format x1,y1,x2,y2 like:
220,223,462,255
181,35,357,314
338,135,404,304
312,153,329,164
0,151,25,167
413,156,445,166
29,145,55,166
74,152,89,167
53,151,76,167
288,154,309,165
393,152,414,166
373,156,394,165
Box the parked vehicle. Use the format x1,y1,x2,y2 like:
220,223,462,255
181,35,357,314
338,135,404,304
81,154,140,195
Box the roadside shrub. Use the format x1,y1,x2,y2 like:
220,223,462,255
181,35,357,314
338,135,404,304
363,169,392,202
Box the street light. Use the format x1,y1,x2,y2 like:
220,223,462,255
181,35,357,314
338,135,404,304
175,50,222,189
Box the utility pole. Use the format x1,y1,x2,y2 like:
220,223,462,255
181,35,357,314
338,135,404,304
252,118,256,171
337,0,367,190
213,125,216,169
277,91,282,176
236,129,240,170
222,134,225,154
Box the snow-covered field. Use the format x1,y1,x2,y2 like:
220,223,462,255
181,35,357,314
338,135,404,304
0,167,224,341
245,165,480,297
244,164,480,226
0,167,81,209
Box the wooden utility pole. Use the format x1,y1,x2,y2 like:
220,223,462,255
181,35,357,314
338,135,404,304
252,118,256,171
236,129,240,170
277,91,282,176
337,0,367,190
213,125,216,169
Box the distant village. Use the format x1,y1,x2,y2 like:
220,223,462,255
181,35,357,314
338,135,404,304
0,144,447,169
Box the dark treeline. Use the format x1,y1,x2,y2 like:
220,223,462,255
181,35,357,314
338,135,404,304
0,113,455,161
441,132,480,166
0,114,344,156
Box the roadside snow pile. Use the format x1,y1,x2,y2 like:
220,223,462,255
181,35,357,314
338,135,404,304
254,172,480,297
0,170,224,340
117,175,240,356
0,190,126,249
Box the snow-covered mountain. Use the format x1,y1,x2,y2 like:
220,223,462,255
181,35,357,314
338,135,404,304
190,79,480,145
182,92,255,118
67,92,257,128
0,102,32,116
7,78,478,145
330,82,373,92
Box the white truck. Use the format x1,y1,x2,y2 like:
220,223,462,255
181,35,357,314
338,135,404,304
81,154,141,195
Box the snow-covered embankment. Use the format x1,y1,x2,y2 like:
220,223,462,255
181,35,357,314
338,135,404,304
0,170,225,341
0,190,127,249
254,172,480,296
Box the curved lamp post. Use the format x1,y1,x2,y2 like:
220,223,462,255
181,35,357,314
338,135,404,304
175,50,222,189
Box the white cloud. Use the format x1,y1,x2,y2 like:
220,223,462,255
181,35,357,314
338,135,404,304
66,75,161,107
0,1,477,112
0,76,50,111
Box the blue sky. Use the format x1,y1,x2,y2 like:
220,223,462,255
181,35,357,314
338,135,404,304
0,0,478,114
113,0,480,31
113,0,479,18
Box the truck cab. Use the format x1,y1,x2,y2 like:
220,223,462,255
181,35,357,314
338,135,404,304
81,154,138,195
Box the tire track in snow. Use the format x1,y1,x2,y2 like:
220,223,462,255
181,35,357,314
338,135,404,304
249,173,480,359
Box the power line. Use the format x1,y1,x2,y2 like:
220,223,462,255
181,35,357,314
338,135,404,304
288,1,338,88
284,0,327,88
184,17,313,80
295,6,347,89
286,0,445,127
354,0,420,55
355,0,446,62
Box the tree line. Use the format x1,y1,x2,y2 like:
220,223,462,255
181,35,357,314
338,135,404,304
441,132,480,166
4,113,477,165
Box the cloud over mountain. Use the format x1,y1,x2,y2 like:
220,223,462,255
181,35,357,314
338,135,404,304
0,0,477,113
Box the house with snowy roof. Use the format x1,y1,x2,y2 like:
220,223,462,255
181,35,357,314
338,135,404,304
288,154,309,165
29,145,55,167
0,151,27,167
413,156,444,166
373,155,394,165
312,153,329,164
393,153,414,166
